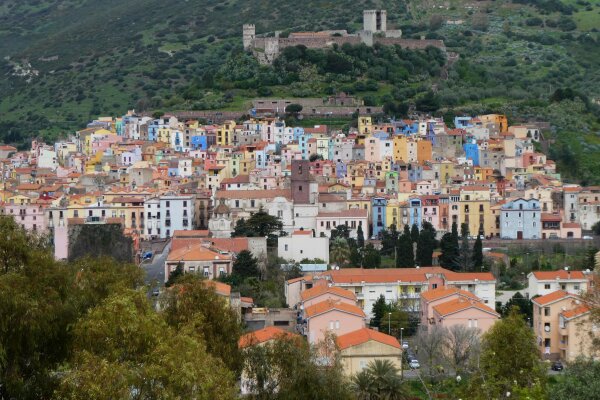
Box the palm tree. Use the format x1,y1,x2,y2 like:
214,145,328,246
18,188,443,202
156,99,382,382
351,359,408,400
329,237,350,267
351,370,375,400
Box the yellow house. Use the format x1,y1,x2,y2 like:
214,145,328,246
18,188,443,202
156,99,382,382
6,194,32,205
416,140,432,165
157,127,172,145
347,197,371,218
480,114,508,133
217,120,236,146
358,116,373,135
337,328,402,376
459,186,494,236
393,136,408,162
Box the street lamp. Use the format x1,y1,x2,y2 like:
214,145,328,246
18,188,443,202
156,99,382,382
388,312,392,335
400,327,404,379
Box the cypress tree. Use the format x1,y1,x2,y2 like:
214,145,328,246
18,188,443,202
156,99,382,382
411,223,420,243
396,232,414,268
416,221,437,267
357,224,365,249
472,231,484,271
459,223,472,271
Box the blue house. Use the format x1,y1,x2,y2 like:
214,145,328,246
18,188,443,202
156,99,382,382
299,134,312,160
148,122,159,142
408,165,423,182
464,140,480,166
409,198,422,229
500,198,541,239
454,116,473,129
371,197,387,238
335,161,347,179
190,135,208,150
425,122,436,146
293,127,305,142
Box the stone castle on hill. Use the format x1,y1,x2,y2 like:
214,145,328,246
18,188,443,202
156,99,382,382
243,10,446,64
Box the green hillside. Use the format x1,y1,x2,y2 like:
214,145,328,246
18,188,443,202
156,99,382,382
0,0,599,181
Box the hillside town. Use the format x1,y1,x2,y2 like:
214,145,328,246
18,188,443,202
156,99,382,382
0,108,599,393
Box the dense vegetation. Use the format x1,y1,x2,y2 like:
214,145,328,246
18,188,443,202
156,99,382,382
1,0,599,181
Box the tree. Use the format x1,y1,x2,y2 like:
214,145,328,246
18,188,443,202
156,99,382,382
331,224,351,240
416,326,447,383
439,232,460,270
381,225,399,256
472,13,489,31
371,295,388,329
242,334,352,400
165,263,184,287
396,231,414,268
362,243,381,269
57,289,236,400
0,216,47,274
443,325,480,377
410,223,420,243
592,221,600,235
416,222,437,267
233,250,260,280
430,15,444,30
285,103,303,114
231,207,283,238
551,359,600,400
357,224,365,249
500,292,532,322
161,275,243,373
330,237,351,267
472,232,483,270
466,308,546,399
459,223,472,272
352,359,409,400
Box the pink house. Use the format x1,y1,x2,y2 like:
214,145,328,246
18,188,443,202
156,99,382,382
300,285,357,309
304,300,366,344
432,297,499,334
420,286,482,327
3,201,49,233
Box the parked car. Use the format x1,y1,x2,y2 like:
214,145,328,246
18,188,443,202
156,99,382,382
402,341,409,349
551,361,564,371
409,359,420,369
142,251,153,260
583,235,593,240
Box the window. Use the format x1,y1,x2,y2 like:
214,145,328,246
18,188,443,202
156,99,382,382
235,200,240,208
574,285,580,290
544,284,551,290
203,267,210,277
544,307,550,316
432,284,438,289
284,244,288,251
166,201,170,207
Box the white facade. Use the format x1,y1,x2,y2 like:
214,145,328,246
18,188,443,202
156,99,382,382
144,194,195,239
527,271,589,298
278,233,330,263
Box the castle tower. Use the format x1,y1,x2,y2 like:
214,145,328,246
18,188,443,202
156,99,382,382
243,24,255,51
363,10,387,32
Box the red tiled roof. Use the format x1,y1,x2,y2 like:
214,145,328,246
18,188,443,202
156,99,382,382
531,290,573,306
238,326,298,348
433,298,499,317
305,300,365,318
167,244,231,262
293,230,313,236
561,304,590,319
203,280,231,296
337,328,401,350
421,286,480,302
316,209,368,218
215,189,291,200
531,271,586,281
300,286,357,302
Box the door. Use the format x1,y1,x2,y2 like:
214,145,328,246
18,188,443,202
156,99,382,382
517,231,523,240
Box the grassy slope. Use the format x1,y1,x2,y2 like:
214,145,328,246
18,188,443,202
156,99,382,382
0,0,599,181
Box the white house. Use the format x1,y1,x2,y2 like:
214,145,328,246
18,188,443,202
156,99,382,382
499,198,541,239
315,209,368,239
278,230,330,263
527,269,591,298
144,194,195,239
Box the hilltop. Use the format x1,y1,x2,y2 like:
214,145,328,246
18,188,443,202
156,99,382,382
0,0,599,182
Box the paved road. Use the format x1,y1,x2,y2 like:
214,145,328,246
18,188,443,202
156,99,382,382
141,240,170,286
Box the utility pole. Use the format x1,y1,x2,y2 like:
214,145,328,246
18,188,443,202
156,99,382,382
388,312,391,335
400,327,404,379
